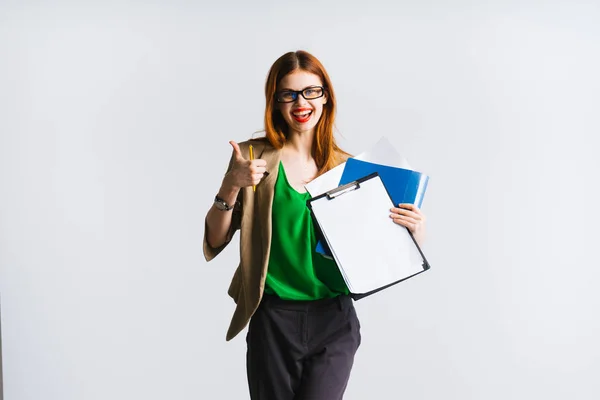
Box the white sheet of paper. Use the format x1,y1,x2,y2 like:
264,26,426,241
305,136,412,197
309,175,424,294
358,136,412,169
304,163,346,198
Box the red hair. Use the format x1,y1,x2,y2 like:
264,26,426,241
263,50,350,175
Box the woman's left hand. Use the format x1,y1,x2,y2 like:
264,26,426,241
390,203,426,246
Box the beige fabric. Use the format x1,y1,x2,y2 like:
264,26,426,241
203,138,348,341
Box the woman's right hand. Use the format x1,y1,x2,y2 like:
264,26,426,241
223,141,267,190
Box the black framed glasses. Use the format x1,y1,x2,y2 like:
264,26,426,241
275,86,325,103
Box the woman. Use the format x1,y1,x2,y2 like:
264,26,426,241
203,50,426,400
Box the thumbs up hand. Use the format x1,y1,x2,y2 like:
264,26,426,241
224,141,267,190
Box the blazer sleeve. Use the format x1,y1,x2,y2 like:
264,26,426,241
202,149,244,262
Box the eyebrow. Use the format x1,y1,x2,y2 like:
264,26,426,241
278,85,321,91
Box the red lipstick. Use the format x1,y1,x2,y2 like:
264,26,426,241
291,108,312,123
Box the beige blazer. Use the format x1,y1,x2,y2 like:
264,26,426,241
203,138,348,341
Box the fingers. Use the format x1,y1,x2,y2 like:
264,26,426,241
229,141,267,166
390,203,426,234
390,211,421,223
250,163,267,175
390,213,419,225
390,213,421,233
396,203,421,213
229,140,244,160
251,159,267,168
391,217,417,231
390,205,424,221
227,141,269,188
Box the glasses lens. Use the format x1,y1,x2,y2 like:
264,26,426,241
303,87,323,99
276,91,296,103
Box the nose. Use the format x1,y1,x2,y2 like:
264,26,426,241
294,94,309,106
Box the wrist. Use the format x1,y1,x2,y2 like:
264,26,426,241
218,177,240,205
222,173,241,191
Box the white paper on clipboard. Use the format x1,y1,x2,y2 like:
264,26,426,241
308,174,426,295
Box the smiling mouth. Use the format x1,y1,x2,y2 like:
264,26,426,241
292,109,312,123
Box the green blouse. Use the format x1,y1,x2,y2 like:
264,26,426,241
264,162,349,300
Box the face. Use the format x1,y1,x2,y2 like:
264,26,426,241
276,71,327,136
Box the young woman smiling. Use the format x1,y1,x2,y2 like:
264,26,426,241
203,50,427,400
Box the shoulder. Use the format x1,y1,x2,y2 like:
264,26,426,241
235,136,278,160
332,150,352,168
237,136,273,153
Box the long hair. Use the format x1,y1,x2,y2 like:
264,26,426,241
263,50,349,175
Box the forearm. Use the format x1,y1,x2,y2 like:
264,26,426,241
205,179,241,249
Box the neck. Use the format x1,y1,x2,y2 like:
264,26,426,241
283,130,315,160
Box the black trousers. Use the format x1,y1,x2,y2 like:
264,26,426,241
246,294,361,400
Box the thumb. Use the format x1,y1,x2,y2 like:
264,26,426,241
229,140,244,161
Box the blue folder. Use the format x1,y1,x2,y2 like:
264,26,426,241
315,158,429,257
339,158,429,208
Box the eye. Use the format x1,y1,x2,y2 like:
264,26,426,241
304,87,323,98
278,91,295,102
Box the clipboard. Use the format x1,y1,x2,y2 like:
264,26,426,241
315,158,430,257
307,172,430,300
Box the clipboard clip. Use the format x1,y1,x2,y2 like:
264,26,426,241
326,180,360,200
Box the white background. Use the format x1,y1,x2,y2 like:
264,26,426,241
1,1,599,399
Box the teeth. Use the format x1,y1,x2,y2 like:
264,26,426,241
293,110,311,116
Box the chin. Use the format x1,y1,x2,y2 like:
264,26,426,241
292,117,320,131
301,122,319,131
